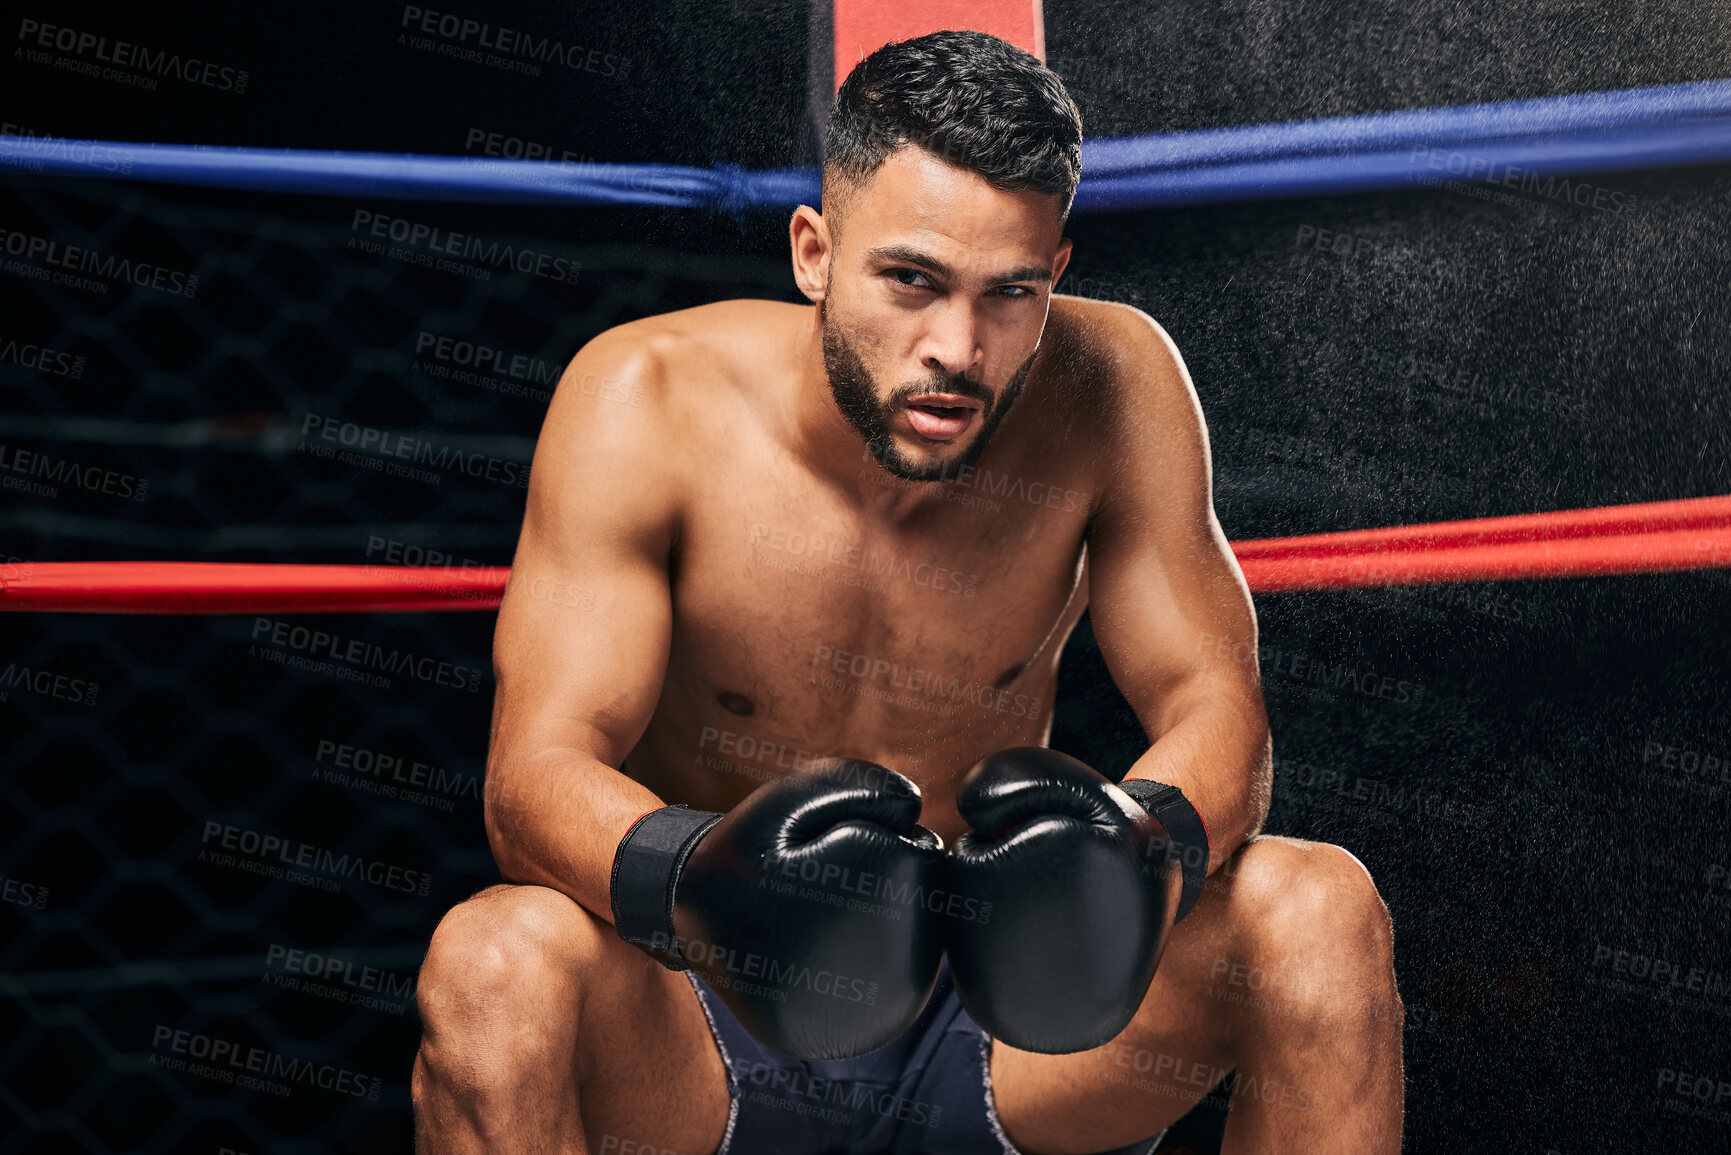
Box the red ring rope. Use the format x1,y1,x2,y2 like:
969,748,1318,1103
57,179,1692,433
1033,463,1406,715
2,495,1727,614
1234,493,1731,593
0,561,509,615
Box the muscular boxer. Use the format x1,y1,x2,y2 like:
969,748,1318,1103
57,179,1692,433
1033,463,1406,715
414,29,1404,1155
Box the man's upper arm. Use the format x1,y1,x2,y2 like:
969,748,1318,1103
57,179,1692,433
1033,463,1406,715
1084,307,1263,745
490,329,681,781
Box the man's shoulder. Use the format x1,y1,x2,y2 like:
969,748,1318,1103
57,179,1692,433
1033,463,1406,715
573,298,805,401
1043,294,1192,427
536,299,804,508
1048,294,1184,376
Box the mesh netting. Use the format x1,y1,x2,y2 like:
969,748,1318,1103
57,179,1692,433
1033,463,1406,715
0,171,797,1153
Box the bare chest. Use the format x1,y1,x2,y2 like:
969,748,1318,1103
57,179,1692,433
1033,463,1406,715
657,448,1093,788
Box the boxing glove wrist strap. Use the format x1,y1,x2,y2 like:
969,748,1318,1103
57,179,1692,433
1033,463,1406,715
1117,779,1210,923
610,805,722,970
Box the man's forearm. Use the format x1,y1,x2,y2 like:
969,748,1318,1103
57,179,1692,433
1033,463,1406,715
484,747,666,922
1121,690,1271,875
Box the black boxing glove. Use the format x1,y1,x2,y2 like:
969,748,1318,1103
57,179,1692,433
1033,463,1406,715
610,758,945,1061
945,747,1209,1054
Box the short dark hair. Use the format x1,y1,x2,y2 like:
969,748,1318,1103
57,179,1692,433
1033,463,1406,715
822,30,1084,228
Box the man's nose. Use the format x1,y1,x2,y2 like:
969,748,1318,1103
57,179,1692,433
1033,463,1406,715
919,304,984,381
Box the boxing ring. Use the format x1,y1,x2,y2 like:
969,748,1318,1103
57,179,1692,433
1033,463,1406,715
4,5,1731,1154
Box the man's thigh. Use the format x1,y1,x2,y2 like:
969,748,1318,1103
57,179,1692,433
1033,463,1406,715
985,836,1356,1155
579,941,733,1155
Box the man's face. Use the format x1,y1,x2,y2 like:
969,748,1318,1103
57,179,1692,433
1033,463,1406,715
818,146,1071,482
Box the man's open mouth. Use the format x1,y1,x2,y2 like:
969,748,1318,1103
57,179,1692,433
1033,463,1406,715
903,394,982,442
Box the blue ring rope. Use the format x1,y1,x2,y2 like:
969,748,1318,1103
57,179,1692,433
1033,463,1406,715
3,79,1729,213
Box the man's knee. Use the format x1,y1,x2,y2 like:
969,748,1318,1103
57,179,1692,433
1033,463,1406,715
1233,837,1390,941
1219,838,1398,1022
418,883,602,1029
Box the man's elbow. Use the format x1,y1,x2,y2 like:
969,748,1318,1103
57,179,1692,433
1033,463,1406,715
482,796,523,880
1207,687,1272,834
1246,733,1274,834
481,755,537,878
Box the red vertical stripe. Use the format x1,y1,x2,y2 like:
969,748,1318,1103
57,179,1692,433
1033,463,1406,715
831,0,1045,91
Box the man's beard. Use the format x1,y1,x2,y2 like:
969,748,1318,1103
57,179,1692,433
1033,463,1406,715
821,305,1037,483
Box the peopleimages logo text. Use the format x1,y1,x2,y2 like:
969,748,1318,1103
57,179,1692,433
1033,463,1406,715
300,412,531,490
0,443,148,500
201,820,433,896
250,616,485,692
399,6,629,77
16,19,250,93
150,1025,380,1099
350,209,580,284
0,225,198,295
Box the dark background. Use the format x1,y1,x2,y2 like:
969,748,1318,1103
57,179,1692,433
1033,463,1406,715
2,1,1729,1152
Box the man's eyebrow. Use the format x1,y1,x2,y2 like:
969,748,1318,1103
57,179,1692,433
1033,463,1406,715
991,264,1055,285
865,244,1053,285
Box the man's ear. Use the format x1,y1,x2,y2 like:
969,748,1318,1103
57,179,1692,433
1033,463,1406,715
790,205,832,303
1051,236,1075,292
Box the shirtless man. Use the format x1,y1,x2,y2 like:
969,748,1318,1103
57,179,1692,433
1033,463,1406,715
413,29,1403,1155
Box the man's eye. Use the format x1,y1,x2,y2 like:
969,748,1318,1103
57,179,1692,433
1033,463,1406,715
994,285,1035,298
889,268,930,287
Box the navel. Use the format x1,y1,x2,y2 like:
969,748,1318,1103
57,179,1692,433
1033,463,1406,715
717,691,756,716
992,663,1025,689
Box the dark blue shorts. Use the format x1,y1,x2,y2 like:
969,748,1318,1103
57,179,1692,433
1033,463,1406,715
687,960,1166,1155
